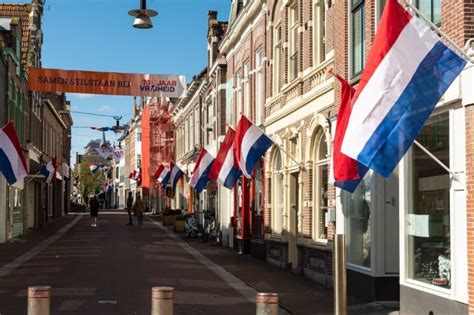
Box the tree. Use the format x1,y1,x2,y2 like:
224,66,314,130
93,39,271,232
78,161,103,205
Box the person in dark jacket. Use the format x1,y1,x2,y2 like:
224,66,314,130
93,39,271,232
126,192,134,225
89,195,100,227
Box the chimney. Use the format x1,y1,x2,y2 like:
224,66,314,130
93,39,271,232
208,10,218,26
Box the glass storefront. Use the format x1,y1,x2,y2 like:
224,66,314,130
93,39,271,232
343,173,371,268
408,112,451,289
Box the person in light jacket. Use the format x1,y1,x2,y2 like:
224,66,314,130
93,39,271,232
133,194,145,227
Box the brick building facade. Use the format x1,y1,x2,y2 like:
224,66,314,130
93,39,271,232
171,0,474,312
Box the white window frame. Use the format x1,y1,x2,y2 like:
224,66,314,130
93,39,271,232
288,2,299,82
313,0,326,65
272,148,284,235
399,107,468,303
313,130,329,242
243,63,250,118
273,23,282,95
255,48,265,126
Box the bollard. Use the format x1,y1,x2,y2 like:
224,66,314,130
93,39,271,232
27,285,51,315
151,286,174,315
333,234,347,315
256,292,278,315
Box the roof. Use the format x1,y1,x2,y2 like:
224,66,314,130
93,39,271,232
0,4,32,69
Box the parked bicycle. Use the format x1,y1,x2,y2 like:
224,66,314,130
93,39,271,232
201,214,219,244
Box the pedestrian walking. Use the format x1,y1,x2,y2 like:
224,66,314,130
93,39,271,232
133,194,144,227
89,195,100,227
126,191,134,226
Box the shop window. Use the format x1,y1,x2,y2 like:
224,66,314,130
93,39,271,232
272,149,284,234
313,131,329,241
408,112,450,289
351,0,365,77
342,173,372,268
253,160,265,238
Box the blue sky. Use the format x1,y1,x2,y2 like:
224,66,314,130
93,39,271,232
6,0,231,163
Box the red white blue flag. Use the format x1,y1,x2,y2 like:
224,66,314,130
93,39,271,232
233,115,273,178
208,128,242,189
0,121,28,188
189,148,214,193
41,157,57,183
330,75,368,192
153,164,171,188
341,0,466,178
169,161,184,189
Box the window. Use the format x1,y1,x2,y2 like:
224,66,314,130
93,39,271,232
190,111,194,148
243,63,250,118
272,149,284,234
343,173,372,268
194,108,200,146
314,0,326,65
407,112,450,289
351,0,365,77
226,78,234,126
137,154,142,169
184,119,189,153
313,131,329,240
137,131,142,142
255,49,265,125
236,71,242,114
289,3,299,81
416,0,441,26
273,24,282,95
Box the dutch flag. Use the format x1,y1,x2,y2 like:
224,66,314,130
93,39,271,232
330,75,368,192
41,157,57,184
0,121,28,189
169,161,184,190
341,0,467,178
153,164,170,188
188,148,214,193
233,115,273,178
89,164,99,174
208,127,242,189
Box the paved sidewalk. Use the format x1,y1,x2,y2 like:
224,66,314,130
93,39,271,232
149,216,400,315
0,211,399,315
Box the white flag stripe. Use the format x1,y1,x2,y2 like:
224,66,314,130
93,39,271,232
240,125,262,177
0,129,27,182
217,148,235,185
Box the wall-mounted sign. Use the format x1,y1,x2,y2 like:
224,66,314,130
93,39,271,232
28,67,186,98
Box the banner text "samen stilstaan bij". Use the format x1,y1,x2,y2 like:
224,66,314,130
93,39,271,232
28,68,187,98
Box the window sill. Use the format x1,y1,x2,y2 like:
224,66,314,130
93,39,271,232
402,278,452,299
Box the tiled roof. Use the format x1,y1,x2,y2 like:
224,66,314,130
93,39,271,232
0,4,32,69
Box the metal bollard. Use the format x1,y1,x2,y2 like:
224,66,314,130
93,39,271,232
27,285,51,315
151,286,174,315
256,292,278,315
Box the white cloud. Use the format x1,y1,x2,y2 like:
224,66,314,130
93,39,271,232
68,93,96,99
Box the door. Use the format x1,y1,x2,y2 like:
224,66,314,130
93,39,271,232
384,169,399,274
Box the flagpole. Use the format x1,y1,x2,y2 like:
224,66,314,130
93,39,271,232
27,171,43,183
238,114,304,171
401,0,473,64
413,140,460,182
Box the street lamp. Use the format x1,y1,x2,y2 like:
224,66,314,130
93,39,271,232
128,0,158,29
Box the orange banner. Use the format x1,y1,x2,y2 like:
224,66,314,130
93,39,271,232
28,68,186,97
